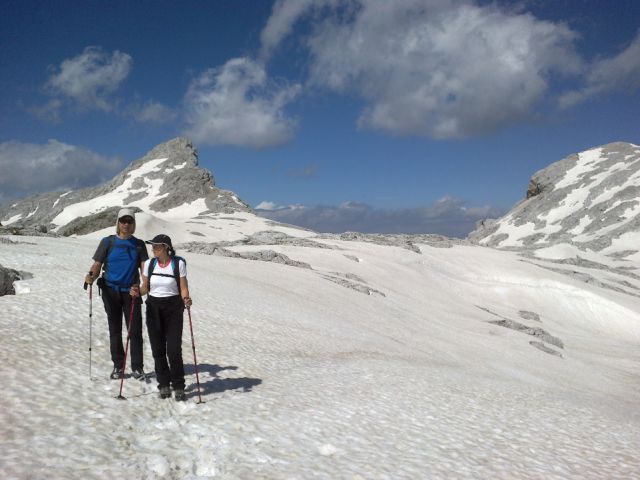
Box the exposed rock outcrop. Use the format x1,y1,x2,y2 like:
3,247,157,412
0,264,22,296
468,142,640,256
0,137,251,236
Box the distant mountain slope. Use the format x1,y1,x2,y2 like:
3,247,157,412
0,138,251,236
470,142,640,259
468,142,640,298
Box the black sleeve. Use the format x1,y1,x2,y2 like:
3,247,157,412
92,237,109,263
138,239,149,262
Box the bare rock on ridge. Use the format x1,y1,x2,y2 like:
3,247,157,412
0,264,21,296
468,142,640,256
0,137,252,236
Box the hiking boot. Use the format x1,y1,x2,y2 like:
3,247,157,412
110,367,123,380
174,389,186,402
131,368,146,380
159,386,171,399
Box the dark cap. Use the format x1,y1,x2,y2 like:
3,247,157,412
145,234,173,248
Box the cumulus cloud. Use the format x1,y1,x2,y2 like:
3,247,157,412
183,57,301,148
0,139,124,200
559,30,640,108
255,201,284,210
307,1,582,138
44,46,132,114
260,0,585,138
255,196,504,237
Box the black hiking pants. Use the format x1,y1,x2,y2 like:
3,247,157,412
101,285,144,371
146,295,185,390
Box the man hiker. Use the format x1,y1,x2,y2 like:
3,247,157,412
84,208,149,380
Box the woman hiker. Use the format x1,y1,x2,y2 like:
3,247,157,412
132,234,192,401
84,208,149,380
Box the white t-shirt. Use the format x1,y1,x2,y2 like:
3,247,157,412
143,258,187,297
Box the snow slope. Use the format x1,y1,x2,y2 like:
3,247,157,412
1,231,639,479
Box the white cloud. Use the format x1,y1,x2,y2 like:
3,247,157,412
255,201,283,210
255,197,504,237
260,0,324,58
183,57,301,148
559,31,640,108
309,1,581,138
262,0,583,139
130,100,177,124
45,46,132,113
28,98,64,123
0,139,124,200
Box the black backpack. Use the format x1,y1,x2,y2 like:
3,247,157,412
148,256,186,291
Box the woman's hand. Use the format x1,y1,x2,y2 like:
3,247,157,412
183,296,192,307
130,284,140,297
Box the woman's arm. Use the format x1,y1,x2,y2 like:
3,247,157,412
180,276,192,307
133,260,149,297
138,272,150,296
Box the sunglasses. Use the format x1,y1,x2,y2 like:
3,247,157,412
119,217,134,224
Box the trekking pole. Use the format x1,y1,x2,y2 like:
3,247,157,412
116,299,136,400
83,275,93,380
186,306,204,404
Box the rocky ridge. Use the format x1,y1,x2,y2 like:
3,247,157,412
0,138,251,235
469,142,640,254
468,141,640,297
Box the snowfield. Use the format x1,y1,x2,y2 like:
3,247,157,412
1,233,639,479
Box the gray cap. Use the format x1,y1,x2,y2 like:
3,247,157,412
117,207,136,220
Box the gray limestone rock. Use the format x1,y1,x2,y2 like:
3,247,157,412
319,232,467,253
57,206,141,236
0,137,252,235
529,341,564,358
518,310,541,322
489,319,564,349
183,231,335,251
321,273,386,297
0,225,59,237
0,264,22,296
181,242,312,269
477,305,564,349
520,260,640,299
468,142,640,256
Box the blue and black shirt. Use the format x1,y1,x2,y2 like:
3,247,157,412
93,235,149,292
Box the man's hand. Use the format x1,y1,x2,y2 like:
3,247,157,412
84,271,95,285
130,284,140,297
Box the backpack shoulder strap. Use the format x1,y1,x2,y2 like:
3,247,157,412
148,257,182,293
105,235,116,256
172,256,184,291
149,257,157,276
102,235,117,272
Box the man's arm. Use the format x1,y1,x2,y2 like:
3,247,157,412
85,261,102,285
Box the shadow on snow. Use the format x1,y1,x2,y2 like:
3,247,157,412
184,363,262,399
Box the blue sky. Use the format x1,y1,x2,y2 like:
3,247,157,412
1,0,639,237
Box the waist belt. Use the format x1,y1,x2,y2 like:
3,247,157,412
105,280,132,293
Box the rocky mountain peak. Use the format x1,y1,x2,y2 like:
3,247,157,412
469,141,640,259
137,137,199,169
0,137,251,236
